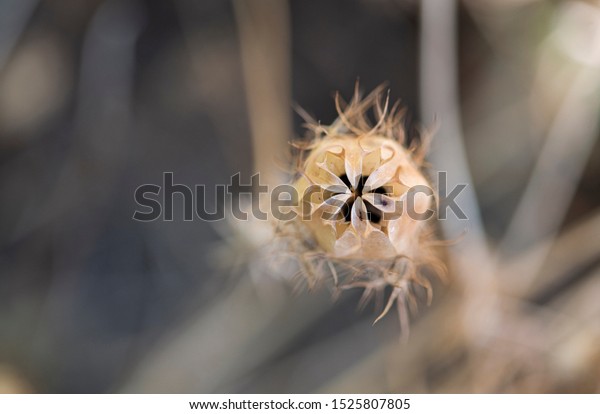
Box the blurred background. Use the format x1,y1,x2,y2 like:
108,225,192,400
1,0,599,393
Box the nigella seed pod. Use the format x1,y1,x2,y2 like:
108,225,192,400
294,134,431,260
274,85,445,332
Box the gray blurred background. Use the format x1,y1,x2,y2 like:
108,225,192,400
1,0,599,393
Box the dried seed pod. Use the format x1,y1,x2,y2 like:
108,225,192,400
274,85,444,332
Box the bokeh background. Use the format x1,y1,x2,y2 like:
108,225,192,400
1,0,599,393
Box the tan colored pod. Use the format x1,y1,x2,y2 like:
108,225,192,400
273,86,444,330
294,135,432,260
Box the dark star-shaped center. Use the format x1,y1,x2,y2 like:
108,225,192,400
331,173,388,224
